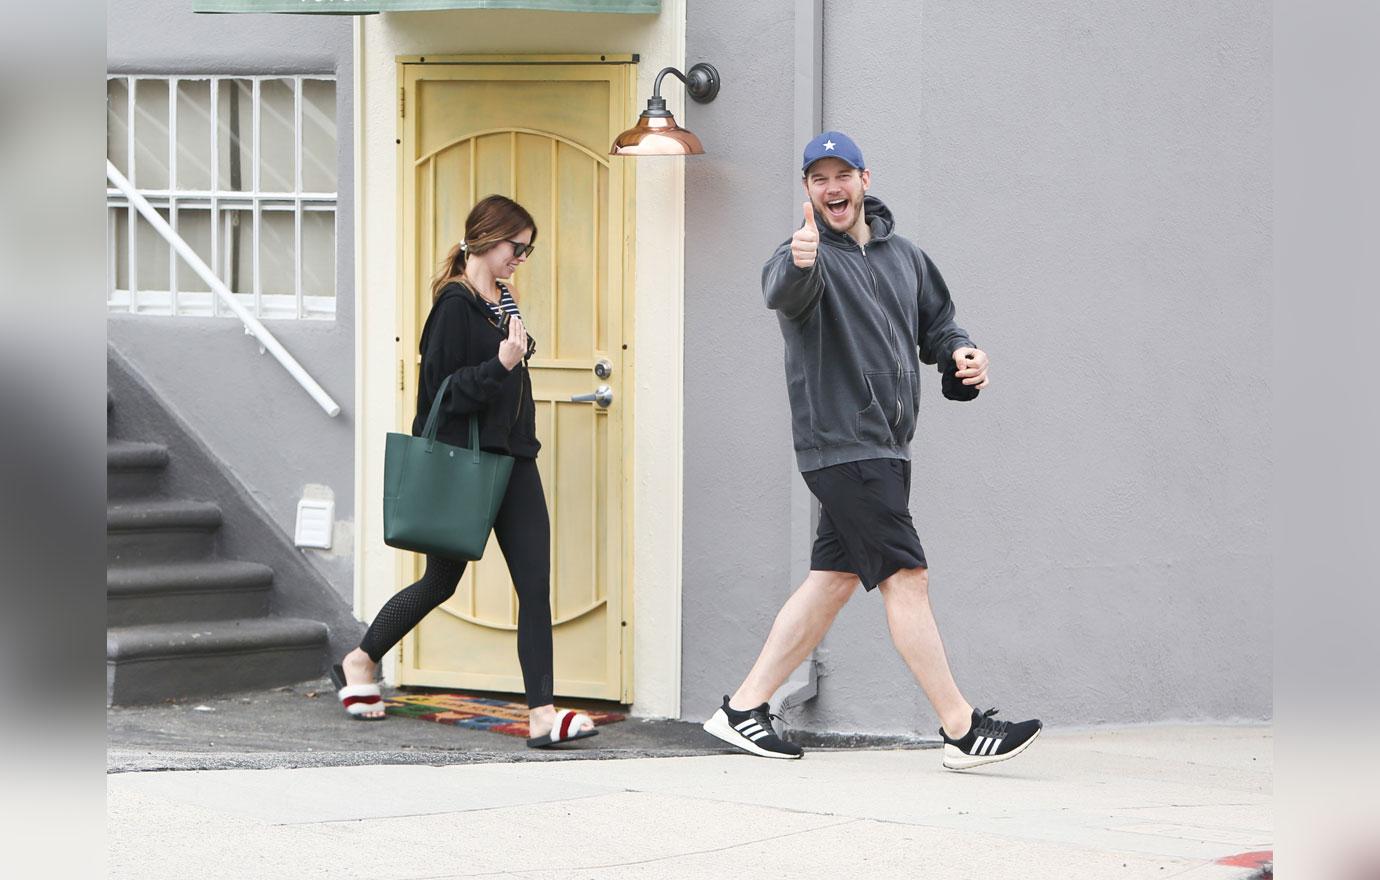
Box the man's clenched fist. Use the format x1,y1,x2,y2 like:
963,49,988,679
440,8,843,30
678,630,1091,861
792,201,819,269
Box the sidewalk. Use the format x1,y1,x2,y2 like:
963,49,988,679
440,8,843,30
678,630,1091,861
107,721,1272,879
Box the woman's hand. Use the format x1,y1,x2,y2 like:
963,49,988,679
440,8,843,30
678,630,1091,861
498,317,529,370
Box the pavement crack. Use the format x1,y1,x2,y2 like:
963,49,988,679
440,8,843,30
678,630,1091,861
278,791,617,827
405,818,863,879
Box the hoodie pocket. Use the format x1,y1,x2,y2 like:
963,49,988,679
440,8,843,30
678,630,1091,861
856,371,903,444
901,370,919,441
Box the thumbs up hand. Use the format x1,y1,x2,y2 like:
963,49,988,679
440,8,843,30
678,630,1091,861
791,201,820,269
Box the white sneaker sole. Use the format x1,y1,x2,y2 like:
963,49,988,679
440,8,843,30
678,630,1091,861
702,709,802,760
942,726,1042,770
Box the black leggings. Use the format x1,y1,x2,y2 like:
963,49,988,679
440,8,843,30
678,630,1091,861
358,457,554,708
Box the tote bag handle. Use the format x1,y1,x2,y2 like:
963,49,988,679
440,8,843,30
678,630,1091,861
418,374,481,461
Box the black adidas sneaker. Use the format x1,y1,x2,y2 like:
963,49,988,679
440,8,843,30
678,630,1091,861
702,695,804,759
941,707,1042,770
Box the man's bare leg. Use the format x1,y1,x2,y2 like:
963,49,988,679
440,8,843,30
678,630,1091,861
729,569,858,708
877,566,975,738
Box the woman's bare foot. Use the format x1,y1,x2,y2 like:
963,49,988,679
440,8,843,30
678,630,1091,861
527,703,594,738
340,648,384,719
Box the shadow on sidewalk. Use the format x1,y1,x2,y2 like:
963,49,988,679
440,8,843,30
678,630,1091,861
107,676,934,773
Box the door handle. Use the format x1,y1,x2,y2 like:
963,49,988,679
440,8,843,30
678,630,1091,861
571,385,614,409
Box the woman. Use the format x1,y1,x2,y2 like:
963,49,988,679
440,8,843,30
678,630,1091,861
332,194,596,748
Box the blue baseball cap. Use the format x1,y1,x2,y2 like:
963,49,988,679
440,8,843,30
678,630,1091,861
802,131,865,174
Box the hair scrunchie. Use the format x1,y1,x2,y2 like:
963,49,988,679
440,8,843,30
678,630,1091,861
459,241,469,253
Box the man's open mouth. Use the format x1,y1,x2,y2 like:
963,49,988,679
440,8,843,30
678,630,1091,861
825,198,849,218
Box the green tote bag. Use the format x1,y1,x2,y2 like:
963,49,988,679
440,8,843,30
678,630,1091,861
383,375,514,561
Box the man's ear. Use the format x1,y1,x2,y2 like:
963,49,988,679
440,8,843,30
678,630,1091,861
860,168,871,191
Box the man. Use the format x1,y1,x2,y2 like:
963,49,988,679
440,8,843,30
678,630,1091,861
702,131,1041,770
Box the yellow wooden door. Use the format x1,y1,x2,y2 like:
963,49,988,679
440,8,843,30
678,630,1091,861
396,57,635,702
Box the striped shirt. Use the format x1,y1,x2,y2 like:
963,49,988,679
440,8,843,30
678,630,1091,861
482,282,523,324
483,281,536,359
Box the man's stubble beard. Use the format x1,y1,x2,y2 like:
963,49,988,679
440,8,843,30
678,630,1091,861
823,190,865,236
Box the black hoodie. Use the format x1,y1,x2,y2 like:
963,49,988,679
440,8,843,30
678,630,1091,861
412,281,540,458
762,194,973,472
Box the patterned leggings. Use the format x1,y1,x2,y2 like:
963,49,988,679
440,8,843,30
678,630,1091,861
358,458,554,708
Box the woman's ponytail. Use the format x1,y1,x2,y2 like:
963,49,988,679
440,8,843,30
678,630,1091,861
431,241,469,301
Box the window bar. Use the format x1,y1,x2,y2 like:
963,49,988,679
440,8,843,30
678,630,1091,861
253,201,262,320
169,202,179,315
295,203,303,320
105,73,338,321
168,78,179,315
253,77,262,318
221,214,231,308
330,207,338,320
127,77,137,313
295,76,303,194
168,78,178,202
126,76,135,189
295,77,304,318
210,76,220,318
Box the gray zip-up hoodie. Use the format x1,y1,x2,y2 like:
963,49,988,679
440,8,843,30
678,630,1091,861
762,194,973,472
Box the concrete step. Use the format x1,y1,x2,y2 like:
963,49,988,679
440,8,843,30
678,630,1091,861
107,560,273,627
107,500,223,564
106,617,329,706
107,440,171,499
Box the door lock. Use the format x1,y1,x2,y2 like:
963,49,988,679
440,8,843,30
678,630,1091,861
594,358,613,379
571,385,614,409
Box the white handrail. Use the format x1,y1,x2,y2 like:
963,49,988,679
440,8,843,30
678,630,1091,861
106,160,342,418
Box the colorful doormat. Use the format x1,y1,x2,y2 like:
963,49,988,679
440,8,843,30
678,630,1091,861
383,692,625,738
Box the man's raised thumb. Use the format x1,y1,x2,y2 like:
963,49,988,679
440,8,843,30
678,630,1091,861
802,201,817,230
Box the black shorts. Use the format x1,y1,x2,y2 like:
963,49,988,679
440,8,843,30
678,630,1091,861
802,458,927,591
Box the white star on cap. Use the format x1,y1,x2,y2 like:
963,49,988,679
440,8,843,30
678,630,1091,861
823,140,837,151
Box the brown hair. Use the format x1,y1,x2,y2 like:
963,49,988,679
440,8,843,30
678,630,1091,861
431,194,539,301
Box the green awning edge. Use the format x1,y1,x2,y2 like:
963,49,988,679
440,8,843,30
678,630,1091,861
193,0,660,13
194,0,380,11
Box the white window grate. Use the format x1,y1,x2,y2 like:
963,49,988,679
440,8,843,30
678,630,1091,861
106,75,338,320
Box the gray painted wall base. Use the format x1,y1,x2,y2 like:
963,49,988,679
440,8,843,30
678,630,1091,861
108,346,365,672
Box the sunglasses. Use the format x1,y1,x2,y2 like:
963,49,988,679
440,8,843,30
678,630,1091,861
505,239,536,259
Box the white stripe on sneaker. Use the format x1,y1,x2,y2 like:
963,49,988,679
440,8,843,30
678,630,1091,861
987,737,1003,755
748,730,770,741
970,736,986,755
702,710,801,760
738,723,764,737
734,719,759,732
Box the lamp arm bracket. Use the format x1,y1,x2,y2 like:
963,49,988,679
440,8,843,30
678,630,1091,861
652,66,686,99
651,63,720,104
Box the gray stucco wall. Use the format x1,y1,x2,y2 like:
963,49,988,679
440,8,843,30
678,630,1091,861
683,1,1271,733
682,2,803,722
107,1,356,599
